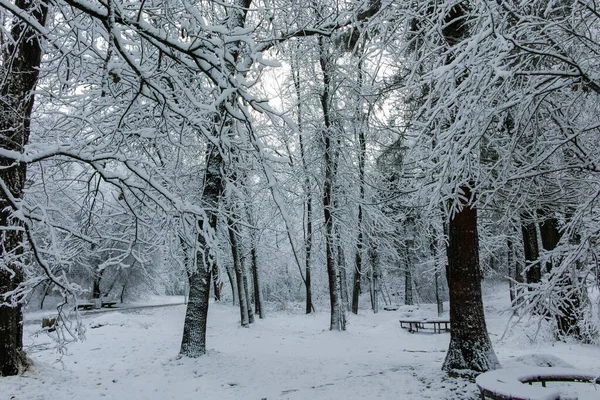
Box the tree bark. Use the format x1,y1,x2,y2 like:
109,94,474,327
0,0,48,376
179,146,222,357
250,246,264,319
442,187,500,373
319,36,345,331
521,216,541,286
291,57,314,315
228,216,249,327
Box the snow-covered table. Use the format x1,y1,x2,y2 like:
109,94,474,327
399,317,450,333
476,367,600,400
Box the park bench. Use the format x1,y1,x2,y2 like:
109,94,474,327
74,298,117,310
399,317,450,333
476,366,600,400
74,301,95,310
101,298,117,308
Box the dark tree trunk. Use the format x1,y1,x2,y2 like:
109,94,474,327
521,217,541,285
370,248,379,313
0,0,48,377
442,187,500,373
92,268,105,299
291,57,314,315
212,262,221,302
539,216,582,338
404,248,413,306
180,145,223,357
351,230,363,314
228,217,249,327
319,36,344,331
250,246,264,319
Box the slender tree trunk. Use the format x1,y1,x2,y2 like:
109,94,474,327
292,57,314,315
432,238,444,316
250,246,264,319
352,55,368,315
212,262,221,302
521,213,541,286
539,216,582,338
228,217,249,327
442,187,500,372
404,247,413,306
370,248,379,313
0,0,48,376
319,36,345,331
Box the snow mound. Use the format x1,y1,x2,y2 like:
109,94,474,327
513,353,574,368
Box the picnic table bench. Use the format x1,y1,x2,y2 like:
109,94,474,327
74,299,118,310
399,317,450,333
476,367,600,400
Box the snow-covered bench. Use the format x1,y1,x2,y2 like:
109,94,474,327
399,317,450,333
476,367,600,400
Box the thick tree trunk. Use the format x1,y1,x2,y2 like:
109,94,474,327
0,0,48,376
180,145,223,357
225,263,237,306
92,268,105,299
442,187,500,373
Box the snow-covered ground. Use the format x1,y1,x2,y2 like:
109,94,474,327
3,284,600,400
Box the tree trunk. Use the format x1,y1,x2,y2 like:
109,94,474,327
212,262,221,302
370,248,379,313
336,224,350,312
180,145,223,357
225,263,237,306
241,254,254,324
228,217,249,327
442,187,500,373
319,36,345,331
92,268,105,299
404,248,413,306
521,213,541,286
292,56,315,315
0,0,48,376
539,216,582,338
432,238,444,316
250,246,264,319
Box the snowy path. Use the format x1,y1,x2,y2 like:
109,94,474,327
3,287,600,400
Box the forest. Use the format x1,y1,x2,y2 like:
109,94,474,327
0,0,599,396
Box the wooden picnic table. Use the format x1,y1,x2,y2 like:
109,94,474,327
399,317,450,333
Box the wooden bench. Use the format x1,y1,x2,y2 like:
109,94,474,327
399,317,450,333
383,306,399,311
476,367,600,400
